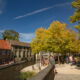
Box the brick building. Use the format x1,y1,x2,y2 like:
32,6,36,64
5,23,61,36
0,39,14,65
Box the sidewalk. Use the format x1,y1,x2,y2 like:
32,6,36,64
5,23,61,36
55,64,80,80
21,64,47,73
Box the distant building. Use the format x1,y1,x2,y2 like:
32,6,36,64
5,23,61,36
0,39,14,65
0,39,35,65
7,40,35,62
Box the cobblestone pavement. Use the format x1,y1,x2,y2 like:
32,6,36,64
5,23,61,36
55,64,80,80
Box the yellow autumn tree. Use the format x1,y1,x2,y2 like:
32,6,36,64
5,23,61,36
31,27,47,54
31,21,78,56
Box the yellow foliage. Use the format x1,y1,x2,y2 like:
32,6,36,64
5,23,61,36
31,21,78,54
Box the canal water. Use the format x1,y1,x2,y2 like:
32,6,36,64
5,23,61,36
0,62,34,80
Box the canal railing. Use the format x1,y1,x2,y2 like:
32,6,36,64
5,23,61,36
0,61,26,70
27,65,55,80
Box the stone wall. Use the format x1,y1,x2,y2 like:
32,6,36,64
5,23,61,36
28,65,55,80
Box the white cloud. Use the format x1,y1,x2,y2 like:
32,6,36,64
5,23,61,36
0,30,4,38
14,2,70,19
20,33,35,43
0,31,35,42
0,30,4,33
14,6,53,19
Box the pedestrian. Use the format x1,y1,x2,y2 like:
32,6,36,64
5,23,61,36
48,53,57,74
42,56,47,65
69,55,73,65
65,56,69,64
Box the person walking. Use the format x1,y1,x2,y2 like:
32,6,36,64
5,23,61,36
69,55,73,66
65,56,69,64
42,56,48,65
49,53,57,74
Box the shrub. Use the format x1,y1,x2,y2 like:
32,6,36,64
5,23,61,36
20,71,36,80
77,57,80,61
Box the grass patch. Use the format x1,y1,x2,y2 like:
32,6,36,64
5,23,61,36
20,71,36,80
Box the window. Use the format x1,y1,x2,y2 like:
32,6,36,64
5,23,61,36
2,50,6,55
23,51,25,57
19,50,21,57
19,47,21,49
30,50,32,57
5,50,8,55
0,50,2,55
24,47,25,49
27,50,28,57
15,50,17,57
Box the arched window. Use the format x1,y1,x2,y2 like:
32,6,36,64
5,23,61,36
15,50,17,57
19,50,21,57
23,51,25,57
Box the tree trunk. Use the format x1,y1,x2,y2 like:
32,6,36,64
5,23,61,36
58,53,60,64
79,30,80,40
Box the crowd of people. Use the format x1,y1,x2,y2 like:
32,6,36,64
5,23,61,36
42,54,78,66
42,53,80,74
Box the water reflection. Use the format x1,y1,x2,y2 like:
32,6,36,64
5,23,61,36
0,62,34,80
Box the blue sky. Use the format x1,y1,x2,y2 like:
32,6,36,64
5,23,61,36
0,0,77,42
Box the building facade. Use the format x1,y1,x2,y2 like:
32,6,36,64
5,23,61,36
0,39,14,65
7,40,35,62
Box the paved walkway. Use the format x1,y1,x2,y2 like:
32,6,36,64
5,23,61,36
55,64,80,80
21,64,47,73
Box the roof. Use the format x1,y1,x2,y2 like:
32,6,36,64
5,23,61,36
7,40,31,47
0,39,10,50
